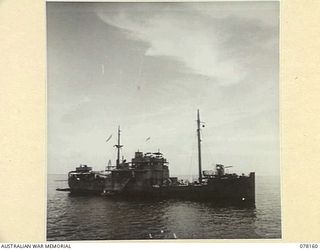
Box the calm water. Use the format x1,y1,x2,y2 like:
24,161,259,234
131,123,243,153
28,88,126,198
47,174,281,240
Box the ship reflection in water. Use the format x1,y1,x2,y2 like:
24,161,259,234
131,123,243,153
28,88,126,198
47,174,281,240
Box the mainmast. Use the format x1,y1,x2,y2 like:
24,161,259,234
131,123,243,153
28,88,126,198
197,109,202,183
114,126,123,168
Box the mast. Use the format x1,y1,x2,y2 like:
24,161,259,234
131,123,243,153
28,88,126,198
115,126,123,168
197,109,202,183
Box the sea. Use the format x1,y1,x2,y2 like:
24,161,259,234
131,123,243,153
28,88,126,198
47,174,281,240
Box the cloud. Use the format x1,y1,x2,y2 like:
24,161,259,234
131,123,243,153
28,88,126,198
96,2,278,86
47,2,279,175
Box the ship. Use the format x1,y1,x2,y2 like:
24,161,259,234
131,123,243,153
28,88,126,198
66,110,255,206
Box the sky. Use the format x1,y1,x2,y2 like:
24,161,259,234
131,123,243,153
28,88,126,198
47,2,279,176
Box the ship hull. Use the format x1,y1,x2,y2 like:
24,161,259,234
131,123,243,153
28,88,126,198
68,174,255,206
121,180,254,206
68,173,105,195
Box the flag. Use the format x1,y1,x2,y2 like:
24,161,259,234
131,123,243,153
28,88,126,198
106,134,112,142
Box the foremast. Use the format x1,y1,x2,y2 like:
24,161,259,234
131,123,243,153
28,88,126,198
197,109,203,183
114,126,123,168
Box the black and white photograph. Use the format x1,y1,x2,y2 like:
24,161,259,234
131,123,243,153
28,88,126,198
47,1,280,240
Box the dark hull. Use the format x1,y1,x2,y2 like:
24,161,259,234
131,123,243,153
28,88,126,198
106,193,255,207
68,174,255,206
124,178,254,206
68,176,104,195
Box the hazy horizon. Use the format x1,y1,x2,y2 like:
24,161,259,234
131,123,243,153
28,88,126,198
47,2,279,177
